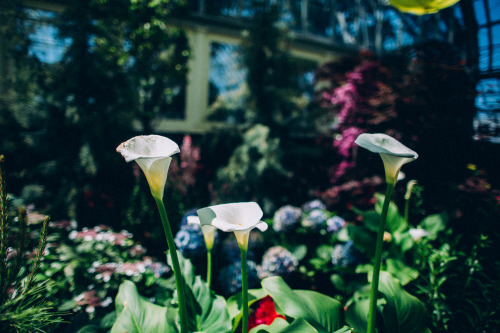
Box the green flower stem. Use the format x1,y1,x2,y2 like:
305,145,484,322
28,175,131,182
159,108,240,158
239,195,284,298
240,248,249,333
367,181,395,333
207,248,212,288
154,197,188,333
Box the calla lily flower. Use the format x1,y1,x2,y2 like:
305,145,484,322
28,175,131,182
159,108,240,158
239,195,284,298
355,133,418,184
196,202,268,250
116,135,180,199
187,216,217,251
389,0,460,15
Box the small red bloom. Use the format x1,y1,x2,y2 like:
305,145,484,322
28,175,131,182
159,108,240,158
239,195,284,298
248,296,285,330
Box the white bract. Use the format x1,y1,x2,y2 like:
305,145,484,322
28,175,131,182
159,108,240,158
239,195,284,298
355,133,418,183
116,135,180,199
196,202,268,250
187,216,217,250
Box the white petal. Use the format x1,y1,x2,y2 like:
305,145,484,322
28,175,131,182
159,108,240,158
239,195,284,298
209,202,263,229
187,216,201,225
355,133,418,159
116,135,180,162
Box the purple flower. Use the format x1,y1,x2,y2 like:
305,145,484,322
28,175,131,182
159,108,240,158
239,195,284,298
258,246,298,279
217,260,259,296
301,209,327,230
326,216,346,233
301,200,326,213
273,205,302,232
331,241,360,268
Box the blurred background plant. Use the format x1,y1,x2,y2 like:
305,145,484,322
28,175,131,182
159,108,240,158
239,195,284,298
0,156,65,332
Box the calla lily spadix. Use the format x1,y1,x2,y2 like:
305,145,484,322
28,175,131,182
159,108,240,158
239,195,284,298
196,202,268,250
116,135,180,200
355,133,418,184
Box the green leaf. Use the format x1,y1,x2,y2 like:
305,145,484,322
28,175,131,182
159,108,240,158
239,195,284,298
291,245,307,261
419,213,448,240
100,311,117,329
111,280,174,333
168,251,232,333
378,272,429,333
385,259,419,286
345,289,371,333
249,317,289,333
250,318,319,333
262,276,343,332
316,245,334,261
76,325,101,333
375,193,405,234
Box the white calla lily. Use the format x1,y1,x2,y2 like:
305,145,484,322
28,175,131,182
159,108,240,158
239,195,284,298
116,135,180,199
196,202,268,250
355,133,418,184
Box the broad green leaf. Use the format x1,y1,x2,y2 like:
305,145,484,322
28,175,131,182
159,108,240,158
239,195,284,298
111,280,174,333
378,272,429,333
375,193,406,234
249,317,289,333
345,290,370,333
352,206,380,233
167,251,232,333
334,326,353,333
420,213,447,240
250,318,318,333
227,288,268,331
262,276,343,332
385,259,419,286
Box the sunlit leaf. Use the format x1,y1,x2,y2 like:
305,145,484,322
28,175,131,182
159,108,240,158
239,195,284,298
111,280,174,333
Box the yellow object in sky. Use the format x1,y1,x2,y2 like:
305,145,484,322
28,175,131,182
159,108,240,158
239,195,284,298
389,0,460,15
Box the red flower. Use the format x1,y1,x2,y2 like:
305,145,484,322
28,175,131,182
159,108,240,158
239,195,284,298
248,296,285,330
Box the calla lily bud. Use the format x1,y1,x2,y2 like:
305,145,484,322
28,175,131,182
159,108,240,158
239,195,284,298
116,135,180,200
355,133,418,184
196,202,268,250
188,216,217,251
389,0,459,15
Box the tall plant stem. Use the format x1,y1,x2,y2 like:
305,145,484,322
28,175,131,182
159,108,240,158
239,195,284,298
240,248,249,333
367,182,395,333
154,197,188,333
206,249,212,288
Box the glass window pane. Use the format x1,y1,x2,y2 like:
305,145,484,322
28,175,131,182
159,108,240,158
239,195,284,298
26,8,70,63
474,0,487,26
207,42,248,123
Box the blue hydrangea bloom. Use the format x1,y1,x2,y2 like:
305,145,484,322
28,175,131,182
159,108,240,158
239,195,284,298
273,205,302,232
217,260,259,296
326,216,346,233
258,246,298,279
301,209,327,230
331,241,360,268
174,223,206,258
301,199,326,213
